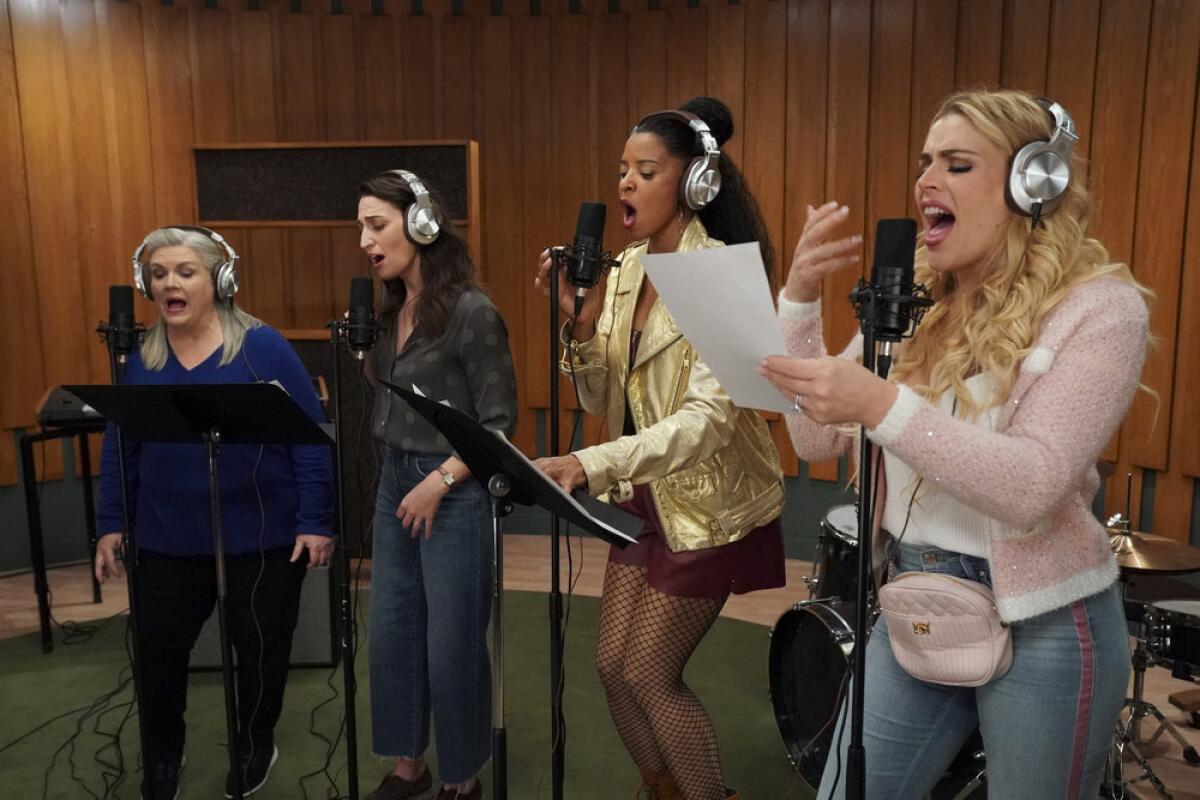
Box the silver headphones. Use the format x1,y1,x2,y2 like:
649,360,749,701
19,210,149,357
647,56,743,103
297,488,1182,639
1007,98,1077,222
636,110,722,211
390,169,442,246
132,225,239,302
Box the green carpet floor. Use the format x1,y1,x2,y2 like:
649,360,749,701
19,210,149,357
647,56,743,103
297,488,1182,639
0,591,809,799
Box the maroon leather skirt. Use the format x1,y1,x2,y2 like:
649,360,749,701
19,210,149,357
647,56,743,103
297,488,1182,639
608,484,786,599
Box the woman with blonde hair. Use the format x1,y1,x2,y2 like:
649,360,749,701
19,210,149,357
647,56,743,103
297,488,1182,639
762,89,1149,799
96,226,333,799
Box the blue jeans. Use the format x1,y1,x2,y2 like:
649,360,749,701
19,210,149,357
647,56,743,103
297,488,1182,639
819,543,1130,800
368,449,493,783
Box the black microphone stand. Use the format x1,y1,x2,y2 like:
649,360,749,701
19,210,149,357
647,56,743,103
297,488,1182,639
326,317,364,800
95,318,154,798
548,248,567,800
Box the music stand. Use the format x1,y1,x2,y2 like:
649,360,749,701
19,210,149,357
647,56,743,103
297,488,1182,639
64,383,333,800
381,380,640,800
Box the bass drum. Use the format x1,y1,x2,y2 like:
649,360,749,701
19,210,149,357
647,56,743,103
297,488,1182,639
768,601,987,797
768,600,856,788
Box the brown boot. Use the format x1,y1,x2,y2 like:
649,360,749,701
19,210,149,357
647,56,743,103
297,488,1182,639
636,768,682,800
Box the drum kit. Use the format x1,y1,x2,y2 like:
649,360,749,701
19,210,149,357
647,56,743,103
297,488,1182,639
768,505,1200,800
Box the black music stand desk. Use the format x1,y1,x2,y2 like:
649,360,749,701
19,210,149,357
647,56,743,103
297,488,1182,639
381,380,641,800
63,382,332,800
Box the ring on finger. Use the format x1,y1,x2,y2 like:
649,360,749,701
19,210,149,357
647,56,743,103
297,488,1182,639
792,394,803,413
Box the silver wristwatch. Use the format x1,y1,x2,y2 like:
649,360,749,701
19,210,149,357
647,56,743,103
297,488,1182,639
436,466,456,489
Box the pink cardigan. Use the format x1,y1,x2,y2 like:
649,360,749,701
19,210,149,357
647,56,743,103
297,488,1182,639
780,276,1149,622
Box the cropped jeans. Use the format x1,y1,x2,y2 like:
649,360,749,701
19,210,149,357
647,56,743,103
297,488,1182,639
818,542,1130,800
368,448,493,783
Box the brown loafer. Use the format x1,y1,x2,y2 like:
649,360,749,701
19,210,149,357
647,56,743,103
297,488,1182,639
433,779,482,799
365,767,433,800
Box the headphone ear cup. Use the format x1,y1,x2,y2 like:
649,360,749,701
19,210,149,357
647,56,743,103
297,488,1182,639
1007,140,1071,217
406,202,440,246
138,262,154,301
213,258,239,301
682,156,721,211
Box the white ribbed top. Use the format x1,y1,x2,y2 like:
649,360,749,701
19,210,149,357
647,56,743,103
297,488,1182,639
881,374,1001,559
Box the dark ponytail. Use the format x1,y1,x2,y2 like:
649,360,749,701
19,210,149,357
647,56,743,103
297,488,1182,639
633,96,775,288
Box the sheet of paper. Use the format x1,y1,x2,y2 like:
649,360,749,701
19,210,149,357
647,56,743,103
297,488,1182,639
641,242,792,413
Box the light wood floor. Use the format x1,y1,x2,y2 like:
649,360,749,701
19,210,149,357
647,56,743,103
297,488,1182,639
3,534,1199,798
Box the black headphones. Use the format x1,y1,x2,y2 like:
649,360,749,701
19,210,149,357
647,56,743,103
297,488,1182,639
635,109,722,211
1006,98,1077,223
389,169,442,246
133,225,239,302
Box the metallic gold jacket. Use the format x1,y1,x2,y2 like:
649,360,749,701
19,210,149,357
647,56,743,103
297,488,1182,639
561,218,784,553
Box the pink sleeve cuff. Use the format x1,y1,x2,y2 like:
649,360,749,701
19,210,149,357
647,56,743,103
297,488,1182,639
777,292,822,322
867,384,922,446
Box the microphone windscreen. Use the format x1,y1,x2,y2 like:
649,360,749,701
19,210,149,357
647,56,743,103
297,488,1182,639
109,285,134,318
575,201,607,241
350,277,374,311
872,218,917,272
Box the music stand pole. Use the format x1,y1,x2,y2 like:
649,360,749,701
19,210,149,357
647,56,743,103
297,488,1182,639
548,250,566,800
489,473,513,800
847,291,879,800
202,428,246,799
328,322,361,800
103,346,154,798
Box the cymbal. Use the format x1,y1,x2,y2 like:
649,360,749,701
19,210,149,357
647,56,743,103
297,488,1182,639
1109,529,1200,575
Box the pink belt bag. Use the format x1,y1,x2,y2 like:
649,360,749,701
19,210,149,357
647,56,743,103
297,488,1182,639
877,572,1013,687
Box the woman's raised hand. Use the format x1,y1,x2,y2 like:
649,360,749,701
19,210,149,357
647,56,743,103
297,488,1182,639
783,202,863,303
533,248,606,342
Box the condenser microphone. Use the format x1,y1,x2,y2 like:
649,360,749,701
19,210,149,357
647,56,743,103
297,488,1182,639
566,202,608,316
870,218,919,345
102,285,141,364
346,277,380,359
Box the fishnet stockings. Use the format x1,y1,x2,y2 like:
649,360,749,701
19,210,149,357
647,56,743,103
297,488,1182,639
595,561,729,800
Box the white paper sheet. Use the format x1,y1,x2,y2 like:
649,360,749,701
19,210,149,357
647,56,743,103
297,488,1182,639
641,242,792,413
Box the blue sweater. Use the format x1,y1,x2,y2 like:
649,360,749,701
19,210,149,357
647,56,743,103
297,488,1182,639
98,326,333,557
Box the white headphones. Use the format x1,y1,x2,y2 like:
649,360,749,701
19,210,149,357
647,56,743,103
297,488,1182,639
389,169,442,246
1006,98,1077,223
133,225,239,302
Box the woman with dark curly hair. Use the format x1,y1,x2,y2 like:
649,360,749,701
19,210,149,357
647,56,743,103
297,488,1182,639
534,97,785,800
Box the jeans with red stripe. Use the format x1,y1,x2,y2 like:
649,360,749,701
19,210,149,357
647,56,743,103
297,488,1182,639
818,543,1130,800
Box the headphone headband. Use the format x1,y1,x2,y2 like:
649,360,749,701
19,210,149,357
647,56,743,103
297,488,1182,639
132,225,240,302
389,169,442,245
634,109,722,210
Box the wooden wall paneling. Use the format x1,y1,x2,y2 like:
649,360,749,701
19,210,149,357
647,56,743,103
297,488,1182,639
1044,0,1101,163
285,228,333,329
627,10,667,121
232,10,278,142
321,12,362,141
475,14,534,452
665,6,706,106
242,228,291,329
743,0,794,476
189,6,237,143
594,11,630,259
438,15,473,138
785,0,832,479
1176,80,1200,479
954,0,1002,89
705,0,744,166
517,14,554,413
141,4,196,227
0,429,16,488
329,226,367,318
278,11,321,141
0,0,45,431
1119,0,1200,472
905,0,956,219
61,0,121,393
551,13,591,448
1091,0,1149,473
865,0,914,256
10,0,88,479
1000,0,1050,93
823,0,870,350
400,15,437,139
360,14,402,138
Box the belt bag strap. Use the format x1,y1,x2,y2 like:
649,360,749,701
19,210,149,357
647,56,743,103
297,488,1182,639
877,571,1013,687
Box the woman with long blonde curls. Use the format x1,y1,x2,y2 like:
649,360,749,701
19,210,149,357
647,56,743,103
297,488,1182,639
761,89,1150,799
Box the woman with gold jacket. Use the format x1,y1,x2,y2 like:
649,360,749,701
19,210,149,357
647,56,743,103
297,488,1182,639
534,96,784,800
